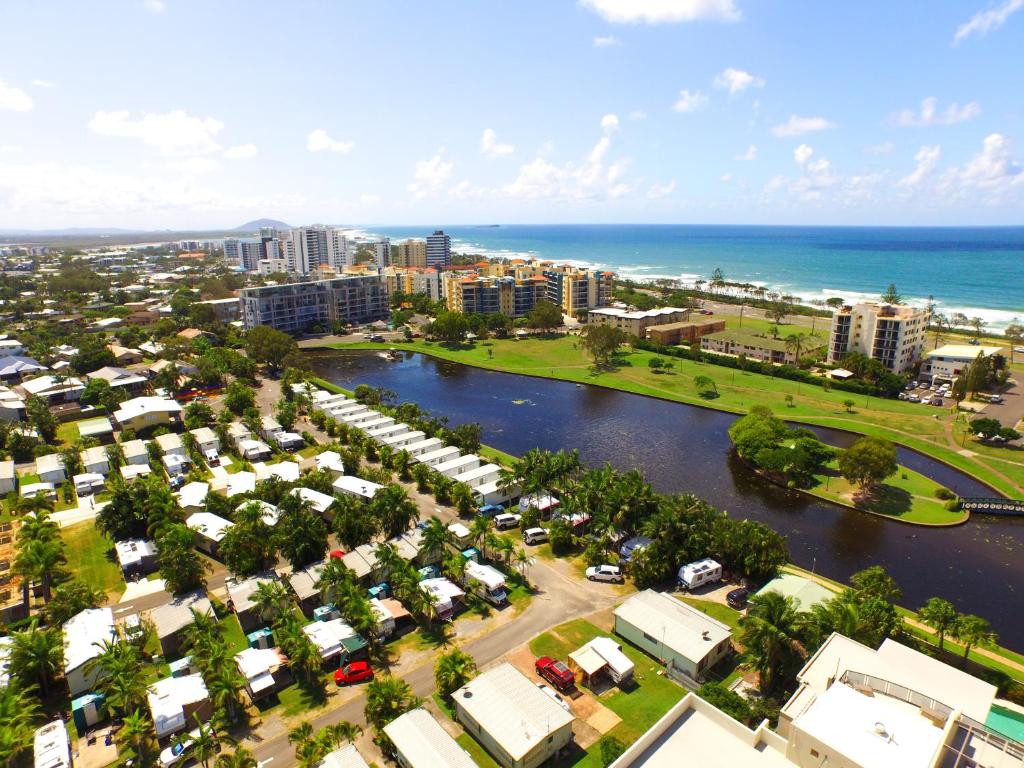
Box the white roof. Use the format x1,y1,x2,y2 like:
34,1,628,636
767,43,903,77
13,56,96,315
292,486,335,513
434,454,480,475
447,522,471,539
453,463,501,484
235,646,285,685
148,590,213,638
416,446,460,465
237,499,279,526
315,450,345,473
21,482,55,497
0,459,12,481
121,464,151,480
148,673,209,737
226,572,279,614
177,481,209,509
63,607,116,673
189,426,218,445
114,538,157,568
333,475,383,498
927,343,1003,360
34,720,71,768
36,454,65,475
579,636,634,678
289,561,326,601
120,438,148,458
22,375,84,397
317,744,371,768
341,550,374,579
401,437,443,455
464,560,505,590
155,432,184,452
303,618,358,658
608,692,790,767
590,306,688,320
239,438,271,456
420,577,463,601
0,356,46,377
186,512,233,542
614,590,732,665
226,471,257,497
80,445,109,467
794,681,944,768
454,663,574,761
256,460,300,482
114,396,183,422
383,708,478,768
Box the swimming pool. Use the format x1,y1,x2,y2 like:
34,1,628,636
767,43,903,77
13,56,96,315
986,705,1024,742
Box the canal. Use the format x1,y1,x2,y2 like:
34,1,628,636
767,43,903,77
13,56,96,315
307,350,1024,646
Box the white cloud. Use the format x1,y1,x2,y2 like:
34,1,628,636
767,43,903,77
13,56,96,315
737,144,757,161
593,35,622,47
503,115,633,201
306,129,354,154
359,194,381,204
720,173,732,183
223,143,257,159
580,0,741,24
88,109,223,155
168,157,222,175
898,145,941,187
600,113,620,133
672,89,708,113
863,141,895,155
480,128,514,157
772,114,836,137
713,67,764,95
143,0,165,12
953,0,1023,44
628,110,647,121
793,144,814,165
407,153,454,198
0,145,23,154
894,97,981,127
0,79,33,112
959,133,1022,188
647,180,676,198
31,79,54,88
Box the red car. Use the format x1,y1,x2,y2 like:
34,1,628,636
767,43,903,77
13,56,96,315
535,657,574,692
334,661,373,686
329,549,346,560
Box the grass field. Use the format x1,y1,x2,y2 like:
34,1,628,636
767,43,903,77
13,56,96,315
805,462,969,525
679,596,743,630
320,337,1024,497
60,522,123,598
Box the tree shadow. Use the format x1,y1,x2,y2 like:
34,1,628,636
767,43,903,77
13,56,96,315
852,484,913,517
698,391,720,400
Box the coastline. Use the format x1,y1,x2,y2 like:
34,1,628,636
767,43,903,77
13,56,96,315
302,339,1023,498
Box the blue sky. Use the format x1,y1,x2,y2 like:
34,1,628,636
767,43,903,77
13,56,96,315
0,0,1022,229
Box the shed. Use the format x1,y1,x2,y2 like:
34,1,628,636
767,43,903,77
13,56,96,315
35,454,66,484
569,636,634,686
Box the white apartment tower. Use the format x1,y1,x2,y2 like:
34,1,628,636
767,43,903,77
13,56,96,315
827,301,931,374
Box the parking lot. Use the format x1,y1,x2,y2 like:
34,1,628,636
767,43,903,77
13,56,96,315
899,379,951,408
982,380,1024,429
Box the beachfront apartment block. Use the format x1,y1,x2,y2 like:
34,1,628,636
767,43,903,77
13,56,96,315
827,302,930,374
426,230,451,269
391,238,428,268
701,329,825,365
239,274,389,333
544,265,615,315
444,274,549,318
587,306,691,338
383,266,443,301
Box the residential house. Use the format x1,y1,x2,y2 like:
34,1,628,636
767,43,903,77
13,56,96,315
234,646,289,701
755,574,835,613
316,745,372,768
72,473,105,496
114,539,158,577
0,339,25,357
383,708,478,768
225,572,280,632
176,482,209,515
0,386,26,422
333,475,383,501
113,396,183,431
613,589,732,682
77,416,114,443
19,374,85,404
80,446,110,476
120,438,149,465
289,560,326,617
87,366,148,394
155,432,185,456
0,460,15,495
314,450,345,477
186,512,233,557
64,607,117,696
226,471,257,497
302,618,367,665
238,437,272,461
148,673,211,740
107,345,144,365
0,355,47,383
148,590,214,657
291,487,335,515
189,427,219,456
35,454,66,484
453,662,575,768
568,636,635,687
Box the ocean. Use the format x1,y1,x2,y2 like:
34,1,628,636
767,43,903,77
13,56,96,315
369,225,1024,330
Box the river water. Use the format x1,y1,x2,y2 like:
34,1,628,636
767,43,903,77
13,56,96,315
306,350,1024,647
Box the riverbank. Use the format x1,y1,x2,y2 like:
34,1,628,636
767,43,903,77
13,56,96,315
309,337,1024,498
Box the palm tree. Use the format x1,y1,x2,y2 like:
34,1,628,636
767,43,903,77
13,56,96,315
215,746,258,768
739,591,804,694
251,580,291,624
0,682,42,763
952,614,996,668
434,648,477,699
184,716,221,768
287,722,314,753
493,536,516,567
206,663,247,725
87,639,149,714
119,709,157,766
16,506,58,541
14,537,67,602
10,622,63,696
784,333,808,364
364,675,421,733
468,515,494,553
513,548,533,586
420,517,451,562
918,597,958,651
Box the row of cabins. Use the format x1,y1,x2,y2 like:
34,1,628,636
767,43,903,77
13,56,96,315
306,386,520,507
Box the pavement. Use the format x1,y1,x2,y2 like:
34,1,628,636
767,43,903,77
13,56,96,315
982,379,1024,429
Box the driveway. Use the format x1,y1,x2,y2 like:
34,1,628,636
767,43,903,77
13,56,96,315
983,379,1024,429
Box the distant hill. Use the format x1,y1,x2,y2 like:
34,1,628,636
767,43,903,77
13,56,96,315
0,227,139,237
235,218,291,231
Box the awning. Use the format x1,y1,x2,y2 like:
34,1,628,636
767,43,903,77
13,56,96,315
569,645,608,677
249,671,276,694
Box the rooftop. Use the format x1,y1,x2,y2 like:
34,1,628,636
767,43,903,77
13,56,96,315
382,708,478,768
63,607,116,673
614,589,732,663
148,673,209,737
148,590,213,638
756,573,835,612
926,344,1003,359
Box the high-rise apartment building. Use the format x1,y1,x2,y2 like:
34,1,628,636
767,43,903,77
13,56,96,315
426,230,451,269
544,267,614,315
384,267,442,302
392,239,427,268
827,302,930,373
239,275,389,333
444,275,548,317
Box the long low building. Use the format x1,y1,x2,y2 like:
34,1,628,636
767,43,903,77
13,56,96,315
383,707,478,768
239,275,389,333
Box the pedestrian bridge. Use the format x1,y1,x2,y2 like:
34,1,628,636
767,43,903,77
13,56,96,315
961,498,1024,515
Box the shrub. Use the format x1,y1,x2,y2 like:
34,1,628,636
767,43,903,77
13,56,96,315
944,498,962,512
934,487,955,500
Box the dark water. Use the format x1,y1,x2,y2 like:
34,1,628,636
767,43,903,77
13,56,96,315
307,350,1024,647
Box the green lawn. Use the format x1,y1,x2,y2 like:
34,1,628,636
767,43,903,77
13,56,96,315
60,522,123,598
679,597,743,630
220,614,249,655
805,462,969,526
457,734,501,768
319,337,1024,496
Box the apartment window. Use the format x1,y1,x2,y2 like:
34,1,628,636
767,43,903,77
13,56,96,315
642,632,658,644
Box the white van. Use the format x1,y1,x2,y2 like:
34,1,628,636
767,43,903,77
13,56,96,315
677,558,723,591
494,513,522,530
523,527,548,545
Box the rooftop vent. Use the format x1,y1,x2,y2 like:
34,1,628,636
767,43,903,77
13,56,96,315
702,631,711,641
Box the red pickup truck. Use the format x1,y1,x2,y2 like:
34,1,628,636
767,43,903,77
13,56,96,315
535,656,575,692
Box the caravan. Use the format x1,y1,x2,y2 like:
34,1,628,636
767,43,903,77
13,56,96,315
677,558,723,591
464,561,507,606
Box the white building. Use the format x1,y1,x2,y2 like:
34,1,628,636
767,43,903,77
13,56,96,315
113,396,183,431
186,512,233,556
317,745,372,768
0,460,15,495
453,662,575,768
79,446,110,476
120,438,150,465
235,646,288,701
35,454,66,484
383,708,477,768
148,673,211,739
827,302,931,374
34,720,72,768
921,343,1003,382
333,475,383,500
64,607,117,696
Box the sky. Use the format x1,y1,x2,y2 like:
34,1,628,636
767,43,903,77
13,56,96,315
0,0,1022,230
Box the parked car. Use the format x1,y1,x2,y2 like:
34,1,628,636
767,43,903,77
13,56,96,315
726,588,750,609
523,527,549,545
160,728,205,767
537,683,571,712
478,504,504,517
921,397,932,405
586,564,624,583
334,660,374,686
908,394,920,403
535,656,575,692
990,394,1004,404
494,513,522,530
369,334,386,342
898,392,908,400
